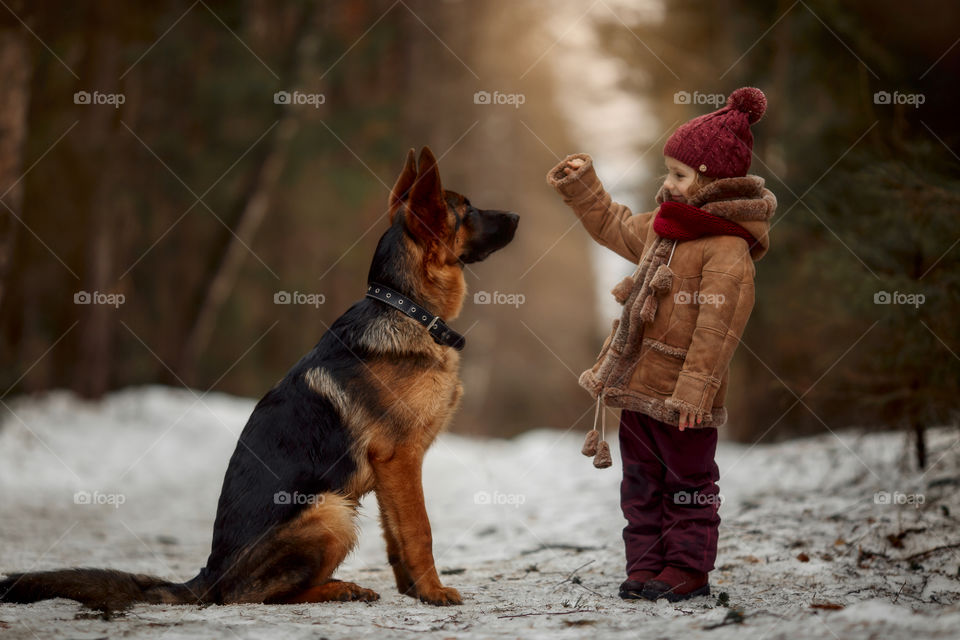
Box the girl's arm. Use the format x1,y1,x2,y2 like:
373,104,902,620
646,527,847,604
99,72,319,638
666,236,756,423
546,153,654,263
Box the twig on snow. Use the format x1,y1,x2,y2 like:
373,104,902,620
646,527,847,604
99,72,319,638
372,621,419,632
498,609,594,619
551,560,596,594
893,580,907,604
905,542,960,561
521,543,601,556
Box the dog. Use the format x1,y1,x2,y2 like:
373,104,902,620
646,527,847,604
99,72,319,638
0,146,519,611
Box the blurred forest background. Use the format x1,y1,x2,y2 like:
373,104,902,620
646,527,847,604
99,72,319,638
0,0,957,453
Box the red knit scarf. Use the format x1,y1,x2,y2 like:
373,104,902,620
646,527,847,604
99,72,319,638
653,200,757,245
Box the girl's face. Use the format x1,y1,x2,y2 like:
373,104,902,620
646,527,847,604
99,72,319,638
662,157,699,202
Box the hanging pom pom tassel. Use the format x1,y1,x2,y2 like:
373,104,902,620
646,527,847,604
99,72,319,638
592,394,613,469
582,395,601,457
593,440,612,468
639,293,658,324
610,275,634,304
581,429,600,457
650,264,674,294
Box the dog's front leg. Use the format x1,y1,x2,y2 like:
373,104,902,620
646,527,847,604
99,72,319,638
377,502,415,595
371,445,462,606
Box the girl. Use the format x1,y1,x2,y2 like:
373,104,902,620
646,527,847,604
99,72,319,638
545,88,777,602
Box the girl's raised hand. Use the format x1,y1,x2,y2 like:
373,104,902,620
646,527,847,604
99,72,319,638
562,157,585,175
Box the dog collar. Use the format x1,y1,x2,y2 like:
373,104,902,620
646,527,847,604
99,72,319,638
365,282,465,351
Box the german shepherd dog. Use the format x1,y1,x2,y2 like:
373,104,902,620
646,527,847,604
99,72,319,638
0,147,518,611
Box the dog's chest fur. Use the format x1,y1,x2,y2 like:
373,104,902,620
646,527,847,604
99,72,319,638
307,313,464,501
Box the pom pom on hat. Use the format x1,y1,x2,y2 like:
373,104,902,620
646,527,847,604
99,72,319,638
727,87,766,124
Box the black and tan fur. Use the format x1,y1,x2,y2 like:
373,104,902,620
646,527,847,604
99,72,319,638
0,147,519,611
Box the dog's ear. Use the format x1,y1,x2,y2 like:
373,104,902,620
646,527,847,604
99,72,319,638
405,146,448,244
389,148,417,224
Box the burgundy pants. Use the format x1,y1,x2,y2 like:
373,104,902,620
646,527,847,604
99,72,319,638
618,408,721,576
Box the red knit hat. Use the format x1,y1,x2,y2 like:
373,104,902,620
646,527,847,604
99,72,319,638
663,87,767,178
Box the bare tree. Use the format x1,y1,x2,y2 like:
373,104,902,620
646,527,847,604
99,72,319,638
176,3,313,384
71,4,126,398
0,12,32,311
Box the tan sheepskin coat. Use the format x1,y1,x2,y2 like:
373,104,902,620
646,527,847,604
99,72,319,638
547,153,777,429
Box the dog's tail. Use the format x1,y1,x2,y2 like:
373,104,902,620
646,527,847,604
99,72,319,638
0,568,209,611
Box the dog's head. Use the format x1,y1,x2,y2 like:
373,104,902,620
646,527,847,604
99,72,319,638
377,146,518,319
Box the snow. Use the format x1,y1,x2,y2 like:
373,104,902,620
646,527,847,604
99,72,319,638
1,386,959,639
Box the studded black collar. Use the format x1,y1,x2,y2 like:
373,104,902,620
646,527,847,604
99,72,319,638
365,282,465,351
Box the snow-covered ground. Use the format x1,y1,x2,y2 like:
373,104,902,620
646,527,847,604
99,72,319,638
1,387,958,639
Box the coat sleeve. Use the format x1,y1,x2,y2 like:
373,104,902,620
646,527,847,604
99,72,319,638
546,153,654,264
665,236,756,420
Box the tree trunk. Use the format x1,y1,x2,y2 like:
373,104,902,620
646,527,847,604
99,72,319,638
178,116,298,384
913,421,926,470
176,3,312,385
73,7,122,398
0,21,32,312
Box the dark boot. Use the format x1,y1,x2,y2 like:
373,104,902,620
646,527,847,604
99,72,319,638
618,570,659,599
640,566,710,602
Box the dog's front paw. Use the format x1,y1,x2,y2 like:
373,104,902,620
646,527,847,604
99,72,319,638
417,585,462,606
